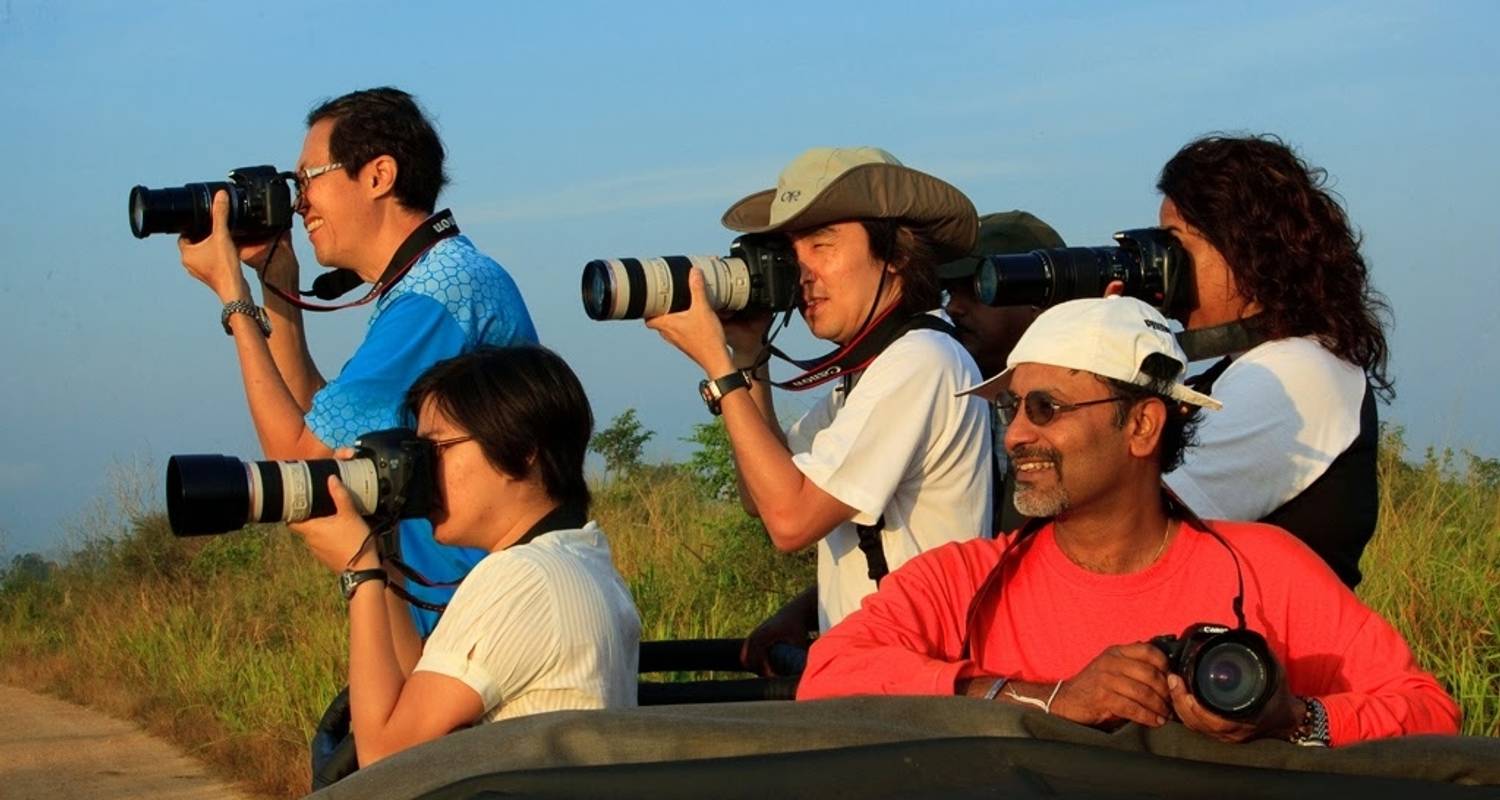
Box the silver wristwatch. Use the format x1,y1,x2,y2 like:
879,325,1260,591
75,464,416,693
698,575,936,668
221,299,272,337
1288,696,1331,746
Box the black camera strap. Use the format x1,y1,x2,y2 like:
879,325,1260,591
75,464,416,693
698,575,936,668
1176,314,1271,363
380,501,589,615
260,210,460,312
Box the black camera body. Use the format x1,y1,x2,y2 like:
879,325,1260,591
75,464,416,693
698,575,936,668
166,428,437,547
1150,623,1278,720
130,165,294,242
581,234,800,321
975,227,1196,320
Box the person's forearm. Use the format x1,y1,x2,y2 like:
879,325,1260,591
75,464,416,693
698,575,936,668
774,586,818,631
729,366,785,517
718,389,830,551
382,576,424,677
347,567,413,766
258,251,326,407
798,614,969,699
224,310,333,460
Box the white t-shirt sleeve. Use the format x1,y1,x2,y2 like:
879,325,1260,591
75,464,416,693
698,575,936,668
414,553,557,712
791,333,948,527
1166,338,1366,521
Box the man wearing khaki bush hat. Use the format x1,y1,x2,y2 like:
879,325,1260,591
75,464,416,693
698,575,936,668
647,146,993,675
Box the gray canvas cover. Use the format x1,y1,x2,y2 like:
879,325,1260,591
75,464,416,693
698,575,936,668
309,696,1500,799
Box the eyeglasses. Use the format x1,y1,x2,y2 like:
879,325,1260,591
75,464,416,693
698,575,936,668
428,434,473,457
292,161,344,208
996,390,1128,426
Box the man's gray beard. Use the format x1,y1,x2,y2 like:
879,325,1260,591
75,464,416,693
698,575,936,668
1013,484,1070,518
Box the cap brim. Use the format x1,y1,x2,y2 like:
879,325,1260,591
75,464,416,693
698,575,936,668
957,367,1014,402
938,256,981,281
1169,384,1223,411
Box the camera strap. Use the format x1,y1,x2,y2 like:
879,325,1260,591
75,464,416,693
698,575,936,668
259,209,460,312
381,501,589,615
1176,314,1270,362
763,305,959,392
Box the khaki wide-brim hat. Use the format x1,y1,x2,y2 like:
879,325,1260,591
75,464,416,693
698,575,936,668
721,146,978,261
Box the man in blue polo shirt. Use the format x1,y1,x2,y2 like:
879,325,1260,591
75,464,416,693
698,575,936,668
177,87,536,633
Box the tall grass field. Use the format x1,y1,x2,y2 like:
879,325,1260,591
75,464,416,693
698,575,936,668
0,427,1494,798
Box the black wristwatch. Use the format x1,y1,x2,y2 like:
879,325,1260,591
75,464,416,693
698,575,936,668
339,568,387,600
699,369,753,416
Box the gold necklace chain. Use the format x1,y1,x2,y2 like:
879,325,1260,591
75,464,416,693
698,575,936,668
1149,517,1174,565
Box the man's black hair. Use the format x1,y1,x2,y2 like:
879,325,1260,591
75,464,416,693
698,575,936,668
1098,353,1201,473
404,346,594,512
307,87,448,214
861,219,943,315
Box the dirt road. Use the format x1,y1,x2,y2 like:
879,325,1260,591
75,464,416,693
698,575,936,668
0,685,261,800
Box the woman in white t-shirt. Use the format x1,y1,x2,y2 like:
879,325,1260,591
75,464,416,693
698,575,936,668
293,346,640,767
1153,134,1393,588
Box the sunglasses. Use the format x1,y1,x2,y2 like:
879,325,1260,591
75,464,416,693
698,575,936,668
996,390,1128,426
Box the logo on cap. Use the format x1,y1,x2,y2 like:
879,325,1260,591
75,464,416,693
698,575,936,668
780,190,802,204
1145,319,1171,334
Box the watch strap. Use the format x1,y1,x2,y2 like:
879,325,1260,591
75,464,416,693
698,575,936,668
700,369,752,415
222,299,272,337
340,568,387,600
1288,696,1330,746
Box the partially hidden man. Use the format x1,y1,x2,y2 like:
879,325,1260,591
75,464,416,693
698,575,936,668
177,87,537,632
646,147,993,672
798,296,1460,746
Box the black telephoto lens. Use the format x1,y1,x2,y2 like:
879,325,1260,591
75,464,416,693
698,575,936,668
129,183,222,240
167,454,251,536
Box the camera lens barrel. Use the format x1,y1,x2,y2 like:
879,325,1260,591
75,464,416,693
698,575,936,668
128,166,292,241
166,454,380,536
1180,628,1277,719
130,183,226,240
976,247,1138,308
581,255,751,320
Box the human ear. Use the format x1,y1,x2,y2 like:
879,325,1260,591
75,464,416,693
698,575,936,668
365,155,399,199
1127,399,1167,459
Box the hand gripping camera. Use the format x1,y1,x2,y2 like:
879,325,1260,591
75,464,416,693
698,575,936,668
166,429,437,547
581,235,801,320
129,165,294,242
1151,623,1278,720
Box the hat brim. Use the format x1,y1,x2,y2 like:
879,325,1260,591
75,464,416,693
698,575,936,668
957,367,1014,402
721,163,978,261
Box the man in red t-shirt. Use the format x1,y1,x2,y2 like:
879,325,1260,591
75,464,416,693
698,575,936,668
797,296,1460,747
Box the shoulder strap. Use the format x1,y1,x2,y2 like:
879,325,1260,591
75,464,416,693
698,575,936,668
839,312,959,586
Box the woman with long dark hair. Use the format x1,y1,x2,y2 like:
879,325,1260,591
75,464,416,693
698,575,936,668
1157,134,1391,588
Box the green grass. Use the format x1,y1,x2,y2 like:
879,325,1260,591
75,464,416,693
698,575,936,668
0,434,1494,798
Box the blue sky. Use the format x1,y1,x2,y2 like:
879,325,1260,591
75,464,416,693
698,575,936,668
1,0,1496,557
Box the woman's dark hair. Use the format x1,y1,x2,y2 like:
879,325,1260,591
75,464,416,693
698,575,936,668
1099,354,1202,473
1158,133,1393,399
404,346,594,511
307,87,448,214
861,219,943,316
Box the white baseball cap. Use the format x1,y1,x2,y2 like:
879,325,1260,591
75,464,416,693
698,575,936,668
959,296,1222,410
